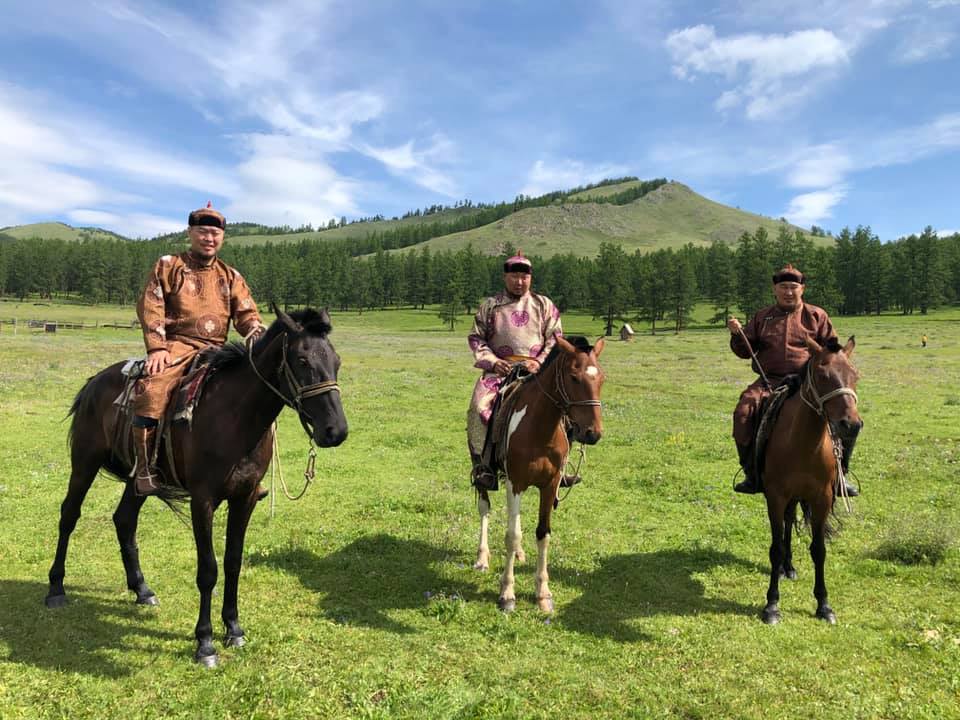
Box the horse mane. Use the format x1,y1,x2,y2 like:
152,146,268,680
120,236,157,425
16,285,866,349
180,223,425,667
540,335,593,372
207,308,333,373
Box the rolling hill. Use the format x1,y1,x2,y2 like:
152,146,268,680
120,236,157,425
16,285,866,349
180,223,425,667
2,181,823,257
0,222,127,242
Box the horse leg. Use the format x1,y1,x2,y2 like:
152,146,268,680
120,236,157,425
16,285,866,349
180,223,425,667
810,504,836,624
762,496,786,624
474,489,491,571
533,486,555,613
221,496,256,648
498,480,522,612
190,496,220,667
113,483,157,605
46,458,100,608
781,500,798,580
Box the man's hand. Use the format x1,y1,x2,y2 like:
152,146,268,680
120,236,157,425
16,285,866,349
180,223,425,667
493,359,512,377
521,358,541,373
145,349,171,376
727,316,743,335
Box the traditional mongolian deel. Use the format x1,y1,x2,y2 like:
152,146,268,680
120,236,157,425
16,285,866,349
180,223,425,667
134,251,263,419
466,291,562,453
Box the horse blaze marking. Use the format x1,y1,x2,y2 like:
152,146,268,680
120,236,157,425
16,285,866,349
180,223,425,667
505,405,528,452
585,366,599,377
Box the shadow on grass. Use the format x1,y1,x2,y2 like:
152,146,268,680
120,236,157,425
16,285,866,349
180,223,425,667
0,580,182,677
551,547,762,642
250,533,487,633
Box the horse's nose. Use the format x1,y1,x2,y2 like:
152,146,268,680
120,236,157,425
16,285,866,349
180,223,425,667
581,428,602,445
838,418,862,436
319,423,348,447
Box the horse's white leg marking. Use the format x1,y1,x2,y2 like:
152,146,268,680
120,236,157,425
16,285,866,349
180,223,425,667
499,479,522,605
474,494,491,571
535,535,553,613
504,405,528,454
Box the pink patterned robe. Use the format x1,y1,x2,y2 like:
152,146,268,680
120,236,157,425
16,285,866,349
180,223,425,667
466,291,562,454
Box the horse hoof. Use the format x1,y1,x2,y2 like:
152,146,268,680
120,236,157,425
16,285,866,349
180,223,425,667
136,594,159,606
537,596,554,614
225,633,246,648
498,597,516,613
473,560,489,571
780,569,798,581
816,607,837,624
45,594,67,609
761,606,781,625
195,651,219,668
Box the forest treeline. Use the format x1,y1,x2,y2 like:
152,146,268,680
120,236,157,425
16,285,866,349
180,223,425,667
1,224,957,333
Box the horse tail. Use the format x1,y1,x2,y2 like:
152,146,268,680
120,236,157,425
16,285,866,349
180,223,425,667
798,500,839,539
65,374,101,450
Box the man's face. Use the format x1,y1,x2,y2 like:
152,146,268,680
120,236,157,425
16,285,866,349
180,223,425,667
503,271,531,297
773,281,804,310
188,226,224,261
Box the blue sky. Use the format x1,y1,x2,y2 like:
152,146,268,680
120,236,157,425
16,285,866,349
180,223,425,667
0,0,958,240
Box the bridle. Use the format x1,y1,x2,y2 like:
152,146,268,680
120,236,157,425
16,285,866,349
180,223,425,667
800,357,858,418
247,332,341,435
534,352,602,419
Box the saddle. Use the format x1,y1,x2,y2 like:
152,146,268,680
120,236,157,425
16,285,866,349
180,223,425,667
112,350,218,483
751,374,802,486
479,365,535,487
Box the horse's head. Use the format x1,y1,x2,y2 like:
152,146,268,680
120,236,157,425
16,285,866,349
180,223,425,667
270,304,349,448
553,335,606,445
803,335,862,445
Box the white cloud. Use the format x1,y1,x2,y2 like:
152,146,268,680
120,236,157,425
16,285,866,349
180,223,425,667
67,209,184,238
519,158,630,197
665,24,849,118
935,227,960,236
784,187,848,226
360,134,459,197
893,27,955,63
782,144,853,188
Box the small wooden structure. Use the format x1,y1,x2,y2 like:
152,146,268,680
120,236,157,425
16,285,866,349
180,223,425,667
619,323,635,341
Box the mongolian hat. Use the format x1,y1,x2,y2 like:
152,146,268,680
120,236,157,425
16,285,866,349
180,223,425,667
503,250,533,274
188,201,226,230
772,264,805,284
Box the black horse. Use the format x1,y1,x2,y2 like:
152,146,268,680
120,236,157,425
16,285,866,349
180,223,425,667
45,307,348,666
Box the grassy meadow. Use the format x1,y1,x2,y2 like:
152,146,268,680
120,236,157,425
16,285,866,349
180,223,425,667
0,301,958,719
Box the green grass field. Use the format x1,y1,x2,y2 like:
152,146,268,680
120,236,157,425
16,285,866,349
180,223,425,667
1,302,958,719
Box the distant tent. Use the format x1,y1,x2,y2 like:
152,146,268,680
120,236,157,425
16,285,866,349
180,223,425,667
620,323,635,341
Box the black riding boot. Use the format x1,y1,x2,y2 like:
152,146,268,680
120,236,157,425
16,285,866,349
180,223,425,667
837,436,860,497
471,452,498,492
733,443,761,494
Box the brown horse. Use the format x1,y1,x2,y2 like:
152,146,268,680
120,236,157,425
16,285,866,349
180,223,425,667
45,307,348,666
473,335,605,612
760,336,861,625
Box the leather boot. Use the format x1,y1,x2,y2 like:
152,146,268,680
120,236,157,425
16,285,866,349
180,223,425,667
733,442,761,494
560,473,582,488
133,425,160,496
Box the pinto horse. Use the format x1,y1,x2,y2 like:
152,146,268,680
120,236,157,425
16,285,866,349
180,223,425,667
759,336,861,625
474,335,605,612
45,307,347,666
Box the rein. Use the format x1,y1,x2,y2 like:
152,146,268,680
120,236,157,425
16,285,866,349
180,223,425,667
247,331,340,514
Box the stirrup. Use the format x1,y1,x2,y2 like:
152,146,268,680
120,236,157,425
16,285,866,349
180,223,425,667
472,466,498,492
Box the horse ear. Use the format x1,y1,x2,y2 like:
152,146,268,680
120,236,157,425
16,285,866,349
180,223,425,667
593,337,605,356
318,307,332,326
843,335,856,357
273,303,302,333
555,335,575,354
805,335,823,354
